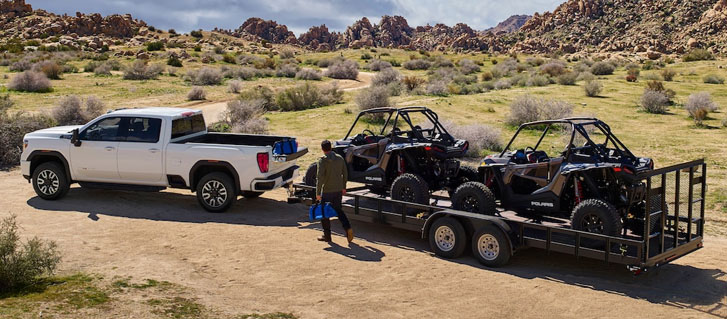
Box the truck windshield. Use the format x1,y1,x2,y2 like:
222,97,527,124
172,114,205,139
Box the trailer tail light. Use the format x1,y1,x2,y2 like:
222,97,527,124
257,152,269,173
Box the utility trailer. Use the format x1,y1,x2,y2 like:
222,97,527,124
289,159,706,273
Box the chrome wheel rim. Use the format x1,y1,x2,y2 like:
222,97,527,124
582,214,604,234
477,234,500,261
37,169,60,196
202,180,228,208
434,225,456,252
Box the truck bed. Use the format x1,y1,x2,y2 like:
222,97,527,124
175,132,291,147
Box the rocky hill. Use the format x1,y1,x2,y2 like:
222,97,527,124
484,15,531,35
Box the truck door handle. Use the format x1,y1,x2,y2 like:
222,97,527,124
105,146,115,151
149,148,160,153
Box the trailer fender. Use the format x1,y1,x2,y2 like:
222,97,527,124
422,210,515,256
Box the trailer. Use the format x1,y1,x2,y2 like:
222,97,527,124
289,159,706,273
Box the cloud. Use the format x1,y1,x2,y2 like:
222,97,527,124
25,0,562,35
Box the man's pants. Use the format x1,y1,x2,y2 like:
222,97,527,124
321,191,351,238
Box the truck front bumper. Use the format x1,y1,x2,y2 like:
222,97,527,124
249,165,299,192
21,160,31,181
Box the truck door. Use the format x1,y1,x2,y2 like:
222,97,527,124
117,117,164,183
70,116,122,180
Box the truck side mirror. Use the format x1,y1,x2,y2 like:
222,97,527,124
71,128,82,147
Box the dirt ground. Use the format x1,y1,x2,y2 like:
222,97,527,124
3,168,726,318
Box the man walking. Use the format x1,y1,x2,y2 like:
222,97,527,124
316,140,354,243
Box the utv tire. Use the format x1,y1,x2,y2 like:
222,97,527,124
196,172,236,213
428,217,467,259
32,162,69,200
390,173,430,205
472,225,512,267
303,163,317,187
571,199,622,236
241,191,264,199
452,182,497,215
457,165,479,183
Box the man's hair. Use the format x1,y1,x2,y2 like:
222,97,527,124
321,140,332,152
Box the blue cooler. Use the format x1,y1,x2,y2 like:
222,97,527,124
273,138,298,155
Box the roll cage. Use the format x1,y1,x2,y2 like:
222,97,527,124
344,107,454,142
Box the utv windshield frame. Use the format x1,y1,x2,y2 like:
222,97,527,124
343,107,452,140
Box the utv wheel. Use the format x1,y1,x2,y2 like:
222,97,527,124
303,163,317,186
428,217,467,259
196,172,236,213
391,173,430,205
456,165,479,183
241,191,264,199
32,162,69,200
472,225,512,267
571,199,622,236
452,182,497,215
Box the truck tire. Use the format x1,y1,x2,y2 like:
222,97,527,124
32,162,69,200
571,199,622,236
196,172,236,213
303,163,317,187
241,191,264,199
452,182,497,215
428,217,467,259
391,173,430,205
472,224,512,267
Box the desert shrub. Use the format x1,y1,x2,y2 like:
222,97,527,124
494,78,511,90
539,60,567,76
146,41,164,51
356,86,391,111
0,215,61,292
527,74,550,87
458,59,480,74
577,72,595,82
626,74,638,82
661,68,676,81
0,111,54,166
365,59,392,71
682,49,714,62
8,71,52,92
316,57,343,68
447,124,503,156
372,68,400,87
627,65,640,78
402,76,425,91
481,71,493,81
295,68,322,80
640,90,669,114
94,63,112,76
185,67,223,85
645,80,675,101
275,82,342,111
187,86,206,101
52,95,105,125
279,49,294,59
507,95,573,126
590,61,615,75
167,55,183,67
361,52,373,60
685,92,718,125
123,60,163,80
223,99,268,134
222,53,236,64
492,58,518,77
525,57,545,66
703,74,724,84
324,59,358,79
642,73,662,81
9,59,31,72
190,29,203,38
426,80,449,96
275,63,298,78
584,80,603,97
31,61,62,79
403,59,432,70
0,94,12,113
318,82,344,106
557,72,577,85
84,61,100,72
227,80,243,93
452,74,477,85
239,86,275,110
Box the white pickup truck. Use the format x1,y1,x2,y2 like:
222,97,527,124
20,107,307,212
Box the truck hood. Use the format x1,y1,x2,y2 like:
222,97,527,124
25,125,83,139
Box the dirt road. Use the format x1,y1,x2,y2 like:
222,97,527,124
3,168,726,318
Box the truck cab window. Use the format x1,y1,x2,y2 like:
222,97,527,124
171,114,205,139
125,117,162,143
80,117,123,141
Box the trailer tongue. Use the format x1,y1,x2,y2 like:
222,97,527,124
289,159,706,273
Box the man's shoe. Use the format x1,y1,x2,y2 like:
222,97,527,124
346,229,354,243
317,235,332,242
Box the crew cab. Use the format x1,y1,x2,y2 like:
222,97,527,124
21,107,307,212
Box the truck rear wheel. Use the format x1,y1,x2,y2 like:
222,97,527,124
472,225,511,267
571,199,622,236
32,162,69,200
196,172,236,213
428,217,467,259
452,182,497,215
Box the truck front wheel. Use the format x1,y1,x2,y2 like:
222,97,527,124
196,172,236,213
32,162,69,200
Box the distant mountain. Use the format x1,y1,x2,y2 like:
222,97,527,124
484,15,531,35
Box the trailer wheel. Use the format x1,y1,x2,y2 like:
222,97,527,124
452,182,497,215
196,172,236,213
241,191,264,199
571,199,622,236
32,162,69,200
472,225,511,267
303,163,317,187
428,217,467,259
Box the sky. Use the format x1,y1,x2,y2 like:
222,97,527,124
26,0,562,36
